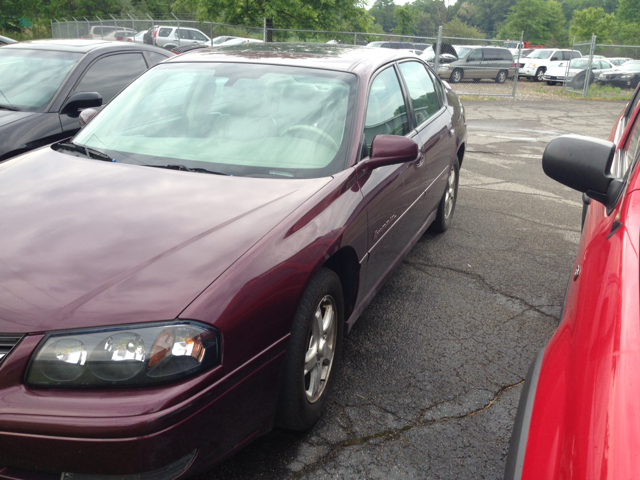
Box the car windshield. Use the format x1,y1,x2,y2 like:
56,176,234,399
0,49,81,111
527,50,553,59
73,63,357,178
569,59,589,69
503,42,519,49
221,38,248,46
453,46,472,58
618,62,640,72
211,36,232,45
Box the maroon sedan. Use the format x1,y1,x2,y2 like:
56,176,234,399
0,43,466,479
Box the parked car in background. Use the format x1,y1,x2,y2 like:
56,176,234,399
608,56,633,66
102,27,136,41
543,58,615,86
217,37,262,46
0,43,466,480
147,25,211,50
597,61,640,88
505,83,640,480
0,35,17,46
87,25,118,39
210,35,238,45
367,41,427,52
518,48,582,81
128,31,147,43
437,45,514,84
0,39,173,161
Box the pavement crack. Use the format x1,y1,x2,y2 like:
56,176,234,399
404,260,557,321
464,204,581,231
290,382,524,479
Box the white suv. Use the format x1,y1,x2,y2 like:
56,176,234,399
518,49,582,81
148,26,211,50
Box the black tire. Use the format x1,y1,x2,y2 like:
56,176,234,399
431,158,459,233
275,268,344,430
449,69,463,84
495,70,507,84
534,68,545,82
472,78,481,83
546,81,557,86
570,71,595,90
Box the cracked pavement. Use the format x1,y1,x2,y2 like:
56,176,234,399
195,100,626,479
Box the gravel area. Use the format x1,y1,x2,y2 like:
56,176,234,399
449,77,634,101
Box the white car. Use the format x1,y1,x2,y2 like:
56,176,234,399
542,58,615,86
518,49,582,81
608,57,633,66
128,31,147,44
219,37,263,46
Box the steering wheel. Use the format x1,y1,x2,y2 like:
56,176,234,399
280,125,339,151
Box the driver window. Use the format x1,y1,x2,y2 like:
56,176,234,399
468,50,481,61
551,53,560,61
364,67,409,150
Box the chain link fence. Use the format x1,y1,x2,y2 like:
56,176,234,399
51,17,524,99
562,34,640,97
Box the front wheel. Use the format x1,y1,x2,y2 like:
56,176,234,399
534,68,545,82
495,70,507,84
275,268,344,430
430,158,459,233
449,69,463,84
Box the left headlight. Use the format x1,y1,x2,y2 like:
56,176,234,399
621,74,634,79
26,322,220,388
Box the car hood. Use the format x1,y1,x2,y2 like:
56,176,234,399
0,110,36,128
0,148,331,333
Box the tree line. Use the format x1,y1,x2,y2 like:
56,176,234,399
1,0,640,45
370,0,640,45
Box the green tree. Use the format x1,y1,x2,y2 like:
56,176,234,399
180,0,371,31
470,0,517,36
617,0,640,24
442,17,484,37
616,20,640,44
393,4,416,34
569,7,616,40
369,0,396,32
498,0,566,45
453,1,479,25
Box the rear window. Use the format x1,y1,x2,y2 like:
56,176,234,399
158,27,172,37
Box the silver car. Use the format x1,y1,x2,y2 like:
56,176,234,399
437,45,515,84
149,26,211,50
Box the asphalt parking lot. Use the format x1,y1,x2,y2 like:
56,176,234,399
194,99,626,480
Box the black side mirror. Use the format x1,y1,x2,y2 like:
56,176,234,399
60,92,102,116
542,134,623,210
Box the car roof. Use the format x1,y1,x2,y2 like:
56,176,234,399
165,42,419,74
1,39,168,54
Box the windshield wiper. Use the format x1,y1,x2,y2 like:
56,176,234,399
146,164,230,175
0,104,20,111
57,142,114,162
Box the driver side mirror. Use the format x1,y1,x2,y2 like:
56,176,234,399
357,135,419,174
542,134,623,210
60,92,102,117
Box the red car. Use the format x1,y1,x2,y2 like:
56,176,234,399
0,44,466,479
505,88,640,478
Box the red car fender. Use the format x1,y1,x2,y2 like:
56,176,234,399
506,97,640,480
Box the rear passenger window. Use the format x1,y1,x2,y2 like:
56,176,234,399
364,67,409,149
72,53,147,104
571,51,581,59
158,28,172,37
399,61,440,127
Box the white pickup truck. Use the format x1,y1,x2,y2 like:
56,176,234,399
518,49,582,81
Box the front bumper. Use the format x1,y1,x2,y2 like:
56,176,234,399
0,334,286,478
542,75,566,83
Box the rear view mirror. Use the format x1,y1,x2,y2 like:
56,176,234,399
357,135,419,174
60,92,102,116
542,134,623,210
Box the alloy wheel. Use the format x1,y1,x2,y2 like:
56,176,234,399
444,165,457,219
304,295,337,403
